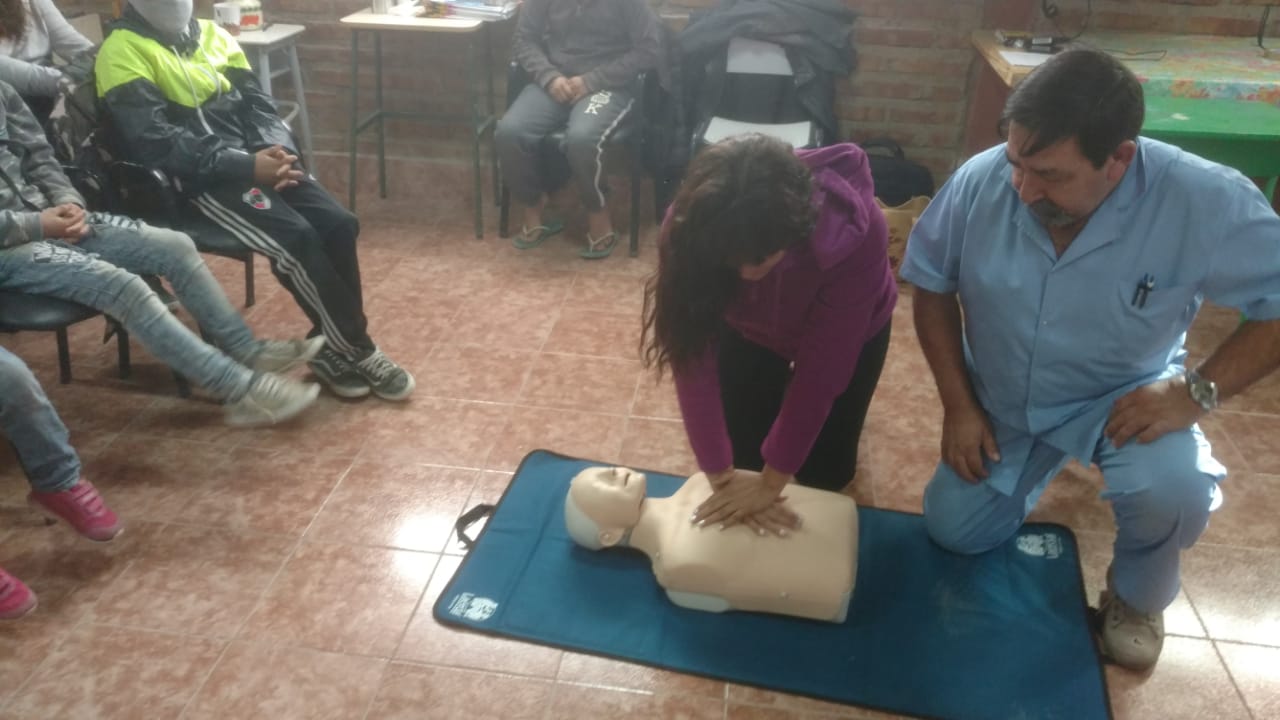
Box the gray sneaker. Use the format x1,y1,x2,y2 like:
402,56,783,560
309,346,371,399
1098,571,1164,671
250,336,327,374
353,349,415,401
224,373,320,427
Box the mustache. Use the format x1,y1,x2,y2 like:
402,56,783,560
1028,199,1080,228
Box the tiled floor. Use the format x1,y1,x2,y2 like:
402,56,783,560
1,213,1278,719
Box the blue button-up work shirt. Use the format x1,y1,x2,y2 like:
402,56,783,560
902,139,1280,491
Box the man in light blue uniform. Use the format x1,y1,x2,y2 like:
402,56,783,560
902,48,1280,671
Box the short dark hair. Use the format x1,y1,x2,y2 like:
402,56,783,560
641,134,815,375
1000,48,1144,168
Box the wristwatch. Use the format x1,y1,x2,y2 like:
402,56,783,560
1185,370,1219,412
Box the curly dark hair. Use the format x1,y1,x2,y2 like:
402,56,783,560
641,134,816,376
0,0,26,43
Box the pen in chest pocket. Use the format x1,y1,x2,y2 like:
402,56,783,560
1131,274,1155,309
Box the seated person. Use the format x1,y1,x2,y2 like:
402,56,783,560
495,0,661,259
0,0,95,121
95,0,413,401
565,466,858,622
0,79,319,426
1,347,120,620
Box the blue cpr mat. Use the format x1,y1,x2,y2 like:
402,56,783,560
434,450,1111,720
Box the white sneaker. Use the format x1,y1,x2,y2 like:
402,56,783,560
224,374,320,427
249,336,326,374
1098,573,1164,671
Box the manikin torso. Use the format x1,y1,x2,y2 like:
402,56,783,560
569,469,859,623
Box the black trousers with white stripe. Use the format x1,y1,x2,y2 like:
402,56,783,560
190,178,374,360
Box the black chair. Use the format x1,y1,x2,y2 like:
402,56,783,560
498,63,648,257
0,292,130,384
691,37,822,152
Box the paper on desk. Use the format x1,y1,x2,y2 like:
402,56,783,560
998,49,1052,67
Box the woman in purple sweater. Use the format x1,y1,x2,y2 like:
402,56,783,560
641,135,897,535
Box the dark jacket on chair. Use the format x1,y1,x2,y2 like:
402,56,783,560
679,0,857,144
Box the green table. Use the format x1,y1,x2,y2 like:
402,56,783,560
1142,97,1280,203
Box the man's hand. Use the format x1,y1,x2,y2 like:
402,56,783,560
253,145,304,191
692,467,800,536
1105,376,1204,447
565,76,590,103
548,76,575,104
942,401,1001,483
40,204,90,241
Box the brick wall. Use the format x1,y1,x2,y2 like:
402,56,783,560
54,0,1279,198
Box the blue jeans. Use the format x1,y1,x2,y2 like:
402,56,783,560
0,222,257,400
0,347,79,493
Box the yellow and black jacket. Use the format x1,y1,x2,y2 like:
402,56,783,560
95,9,295,195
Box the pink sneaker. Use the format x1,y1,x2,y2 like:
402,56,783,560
0,566,37,620
28,478,122,543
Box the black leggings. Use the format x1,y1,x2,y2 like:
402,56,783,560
717,319,891,491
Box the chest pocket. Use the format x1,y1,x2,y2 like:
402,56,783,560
1102,283,1200,364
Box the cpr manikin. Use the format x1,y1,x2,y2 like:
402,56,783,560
564,467,858,623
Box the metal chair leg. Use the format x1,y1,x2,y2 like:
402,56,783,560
498,184,511,238
243,256,256,308
56,328,72,383
629,145,642,257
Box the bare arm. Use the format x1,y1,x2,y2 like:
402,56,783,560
1198,318,1280,402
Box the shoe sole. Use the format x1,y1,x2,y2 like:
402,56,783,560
316,374,372,399
372,372,416,402
225,383,322,427
26,496,122,543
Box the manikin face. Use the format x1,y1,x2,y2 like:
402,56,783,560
1005,122,1134,231
569,467,646,544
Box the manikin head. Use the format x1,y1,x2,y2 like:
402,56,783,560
564,467,647,550
129,0,194,39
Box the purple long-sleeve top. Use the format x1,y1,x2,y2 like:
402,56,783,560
673,143,898,475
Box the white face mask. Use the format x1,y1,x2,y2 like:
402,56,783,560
129,0,194,38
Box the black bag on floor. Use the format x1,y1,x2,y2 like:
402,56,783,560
862,138,934,206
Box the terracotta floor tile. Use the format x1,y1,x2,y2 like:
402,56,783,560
1201,473,1280,550
1105,637,1250,720
417,344,537,403
487,406,628,471
1026,462,1117,535
366,663,553,720
445,298,561,351
1216,641,1280,719
240,542,436,657
1215,411,1280,475
308,462,478,552
543,307,644,359
1181,544,1280,646
125,395,251,448
520,353,642,415
236,393,376,459
395,555,563,677
181,641,386,720
632,372,682,420
2,624,223,720
557,652,725,698
363,398,511,468
83,436,231,522
87,524,294,638
565,271,648,314
617,417,699,477
547,682,725,719
727,684,895,718
172,448,350,537
466,267,577,308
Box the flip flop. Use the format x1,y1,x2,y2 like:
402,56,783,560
580,230,618,260
512,220,565,250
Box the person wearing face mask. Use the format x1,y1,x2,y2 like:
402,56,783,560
902,48,1280,671
94,0,415,402
640,134,896,538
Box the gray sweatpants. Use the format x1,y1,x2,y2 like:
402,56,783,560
495,83,635,212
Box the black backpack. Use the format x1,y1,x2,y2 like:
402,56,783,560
861,138,934,206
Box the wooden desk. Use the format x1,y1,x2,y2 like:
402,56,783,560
966,30,1280,202
342,9,504,238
